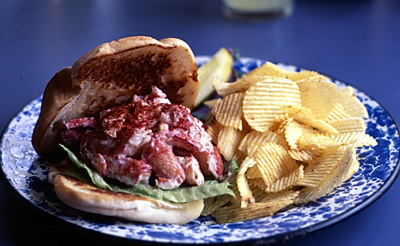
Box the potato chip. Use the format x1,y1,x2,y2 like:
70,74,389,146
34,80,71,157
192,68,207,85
255,143,298,185
296,114,338,135
287,149,315,163
244,62,287,78
213,191,298,223
244,142,261,158
275,116,294,135
246,142,262,157
283,119,316,150
286,71,328,82
206,120,222,145
344,159,360,181
243,78,301,132
326,104,351,121
297,133,341,151
339,86,353,95
212,201,283,223
217,126,244,160
328,117,366,133
246,164,262,179
297,79,340,120
248,178,267,189
271,113,291,131
202,176,239,216
282,105,315,117
237,157,257,207
238,130,284,155
282,105,338,134
211,76,259,96
202,194,235,216
282,119,320,162
257,190,299,203
332,132,377,147
339,86,369,118
212,92,244,130
240,75,271,83
296,147,343,188
295,147,357,204
265,165,304,193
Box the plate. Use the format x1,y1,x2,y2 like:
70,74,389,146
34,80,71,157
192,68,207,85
1,57,399,244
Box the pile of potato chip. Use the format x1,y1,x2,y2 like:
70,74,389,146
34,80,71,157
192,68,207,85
201,62,377,223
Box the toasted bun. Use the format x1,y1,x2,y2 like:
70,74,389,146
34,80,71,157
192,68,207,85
50,173,204,224
32,36,199,156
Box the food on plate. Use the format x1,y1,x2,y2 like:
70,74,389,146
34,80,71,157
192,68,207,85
202,61,377,223
31,36,235,225
31,37,377,225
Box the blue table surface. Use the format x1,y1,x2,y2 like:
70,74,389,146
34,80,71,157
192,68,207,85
1,0,399,245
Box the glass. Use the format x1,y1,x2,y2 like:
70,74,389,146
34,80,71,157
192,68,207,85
222,0,294,21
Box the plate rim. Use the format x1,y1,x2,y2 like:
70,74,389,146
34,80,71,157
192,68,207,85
1,56,399,244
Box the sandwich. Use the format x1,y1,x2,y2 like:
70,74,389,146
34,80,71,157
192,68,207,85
32,36,235,224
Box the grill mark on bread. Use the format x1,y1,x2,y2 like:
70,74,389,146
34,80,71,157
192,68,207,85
74,45,187,104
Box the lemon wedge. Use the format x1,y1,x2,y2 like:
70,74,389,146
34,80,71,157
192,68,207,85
194,48,233,108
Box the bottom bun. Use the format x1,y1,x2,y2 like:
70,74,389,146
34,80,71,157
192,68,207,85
51,174,204,224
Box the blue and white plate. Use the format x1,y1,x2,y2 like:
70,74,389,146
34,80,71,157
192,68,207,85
1,57,399,244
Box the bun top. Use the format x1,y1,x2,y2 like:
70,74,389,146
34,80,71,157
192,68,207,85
32,36,199,156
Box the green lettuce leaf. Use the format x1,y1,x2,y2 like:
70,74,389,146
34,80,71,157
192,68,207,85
60,144,112,190
59,144,235,203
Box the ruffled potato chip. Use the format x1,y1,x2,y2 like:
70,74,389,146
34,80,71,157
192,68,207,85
286,71,328,82
213,190,298,223
244,62,287,78
237,157,257,207
212,92,244,130
295,147,357,204
265,165,304,193
283,119,315,150
297,79,340,120
246,164,262,179
212,200,285,223
255,143,298,185
217,126,244,160
211,75,260,96
206,120,222,145
287,149,315,163
297,132,341,151
243,78,301,132
338,86,369,118
333,132,377,147
248,178,267,190
283,105,338,134
328,117,366,133
326,103,351,121
296,147,343,188
238,130,284,155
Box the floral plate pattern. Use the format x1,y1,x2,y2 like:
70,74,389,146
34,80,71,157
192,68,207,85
0,57,399,244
